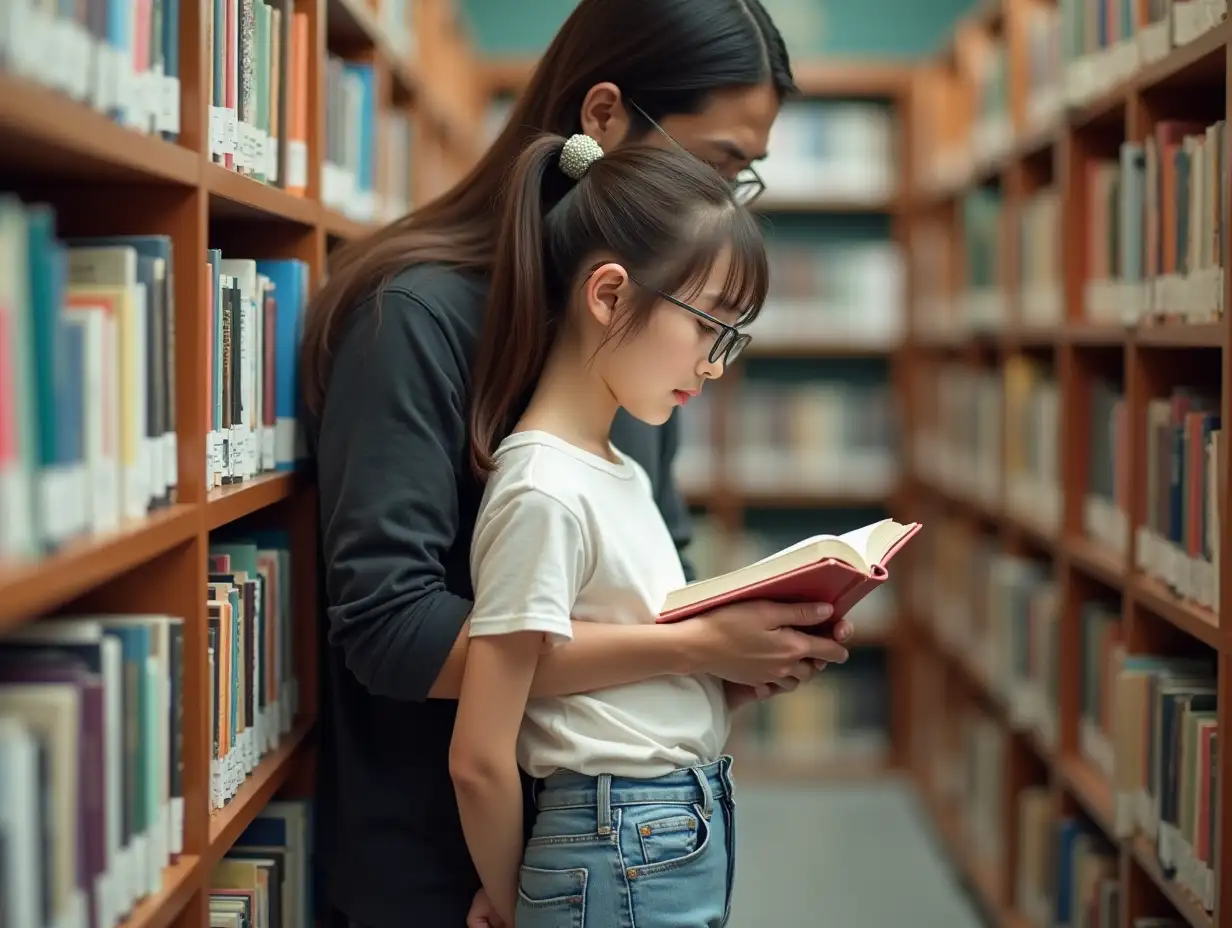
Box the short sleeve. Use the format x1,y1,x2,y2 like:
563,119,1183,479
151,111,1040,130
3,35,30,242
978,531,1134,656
469,488,590,647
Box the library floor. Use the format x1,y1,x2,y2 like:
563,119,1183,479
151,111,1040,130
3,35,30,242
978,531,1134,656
727,775,986,927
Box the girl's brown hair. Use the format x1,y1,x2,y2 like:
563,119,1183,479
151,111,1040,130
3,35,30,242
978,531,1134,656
300,0,796,418
467,134,768,479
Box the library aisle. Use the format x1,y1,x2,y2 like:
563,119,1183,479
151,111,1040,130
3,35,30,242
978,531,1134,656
728,777,985,927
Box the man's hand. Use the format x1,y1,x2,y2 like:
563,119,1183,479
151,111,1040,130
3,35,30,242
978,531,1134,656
686,601,851,686
466,888,507,928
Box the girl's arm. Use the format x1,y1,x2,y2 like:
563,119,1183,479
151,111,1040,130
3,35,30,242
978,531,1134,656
449,630,544,923
450,485,588,923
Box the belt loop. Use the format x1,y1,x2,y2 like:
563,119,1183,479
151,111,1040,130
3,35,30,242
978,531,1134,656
720,755,735,799
690,765,714,819
597,773,612,834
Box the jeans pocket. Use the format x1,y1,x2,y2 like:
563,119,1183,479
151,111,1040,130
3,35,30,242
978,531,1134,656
516,865,588,928
626,803,711,875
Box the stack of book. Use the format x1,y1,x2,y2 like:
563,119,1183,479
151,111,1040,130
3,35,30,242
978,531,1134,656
1018,185,1063,329
1137,388,1222,612
1,0,184,142
203,253,309,489
1004,355,1061,535
1022,0,1063,132
962,186,1008,331
728,379,899,497
913,362,1003,508
987,552,1060,750
0,614,188,928
1084,377,1129,559
206,532,299,813
1112,652,1218,911
206,0,310,195
209,800,314,927
1082,127,1226,328
0,201,182,559
757,100,898,206
756,238,905,348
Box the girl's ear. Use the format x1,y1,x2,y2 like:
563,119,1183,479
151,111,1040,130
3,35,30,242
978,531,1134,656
579,82,631,151
583,263,629,328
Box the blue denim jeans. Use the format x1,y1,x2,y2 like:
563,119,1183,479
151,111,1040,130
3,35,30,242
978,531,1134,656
515,755,736,928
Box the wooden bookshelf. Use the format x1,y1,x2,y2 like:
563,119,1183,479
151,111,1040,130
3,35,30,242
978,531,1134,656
0,0,481,925
906,2,1231,927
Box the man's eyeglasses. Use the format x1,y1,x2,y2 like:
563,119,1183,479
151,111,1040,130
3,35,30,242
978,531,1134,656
630,276,753,366
627,100,766,207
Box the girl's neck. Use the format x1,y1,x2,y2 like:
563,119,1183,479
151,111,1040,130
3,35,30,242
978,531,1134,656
516,337,620,462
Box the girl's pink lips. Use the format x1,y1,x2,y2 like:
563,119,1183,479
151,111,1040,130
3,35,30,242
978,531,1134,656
673,389,700,405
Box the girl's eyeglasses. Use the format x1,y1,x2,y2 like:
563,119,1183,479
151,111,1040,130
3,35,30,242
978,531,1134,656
627,100,766,207
629,276,753,366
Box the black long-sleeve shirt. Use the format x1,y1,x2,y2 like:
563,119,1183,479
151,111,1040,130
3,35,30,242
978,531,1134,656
307,264,696,928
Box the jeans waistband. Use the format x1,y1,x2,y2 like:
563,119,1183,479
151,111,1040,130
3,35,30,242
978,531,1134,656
534,755,734,830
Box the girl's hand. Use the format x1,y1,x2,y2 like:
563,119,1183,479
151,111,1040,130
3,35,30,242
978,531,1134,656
466,888,508,928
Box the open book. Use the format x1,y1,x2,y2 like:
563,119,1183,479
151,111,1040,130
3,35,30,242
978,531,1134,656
658,518,922,624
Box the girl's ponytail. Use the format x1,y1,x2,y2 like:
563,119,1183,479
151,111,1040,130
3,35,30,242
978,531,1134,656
468,134,569,479
467,132,770,481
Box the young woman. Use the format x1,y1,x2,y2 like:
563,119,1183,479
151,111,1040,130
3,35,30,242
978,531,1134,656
451,132,770,928
304,2,854,926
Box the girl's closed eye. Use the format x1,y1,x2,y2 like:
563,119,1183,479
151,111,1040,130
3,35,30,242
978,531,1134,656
696,318,719,337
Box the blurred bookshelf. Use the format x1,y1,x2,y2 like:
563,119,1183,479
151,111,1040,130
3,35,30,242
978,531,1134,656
906,1,1231,928
0,0,482,925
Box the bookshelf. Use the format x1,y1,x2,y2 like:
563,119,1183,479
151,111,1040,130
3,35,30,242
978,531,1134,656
907,1,1231,927
0,0,481,926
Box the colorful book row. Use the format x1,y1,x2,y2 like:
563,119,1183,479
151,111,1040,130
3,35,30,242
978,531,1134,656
207,533,298,811
1138,388,1222,611
204,254,308,490
0,198,179,560
0,614,186,928
1084,122,1226,328
1,0,182,141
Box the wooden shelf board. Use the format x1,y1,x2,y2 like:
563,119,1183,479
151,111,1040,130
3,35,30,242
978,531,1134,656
1134,19,1229,93
206,164,319,226
792,61,913,98
755,195,900,214
0,74,199,185
1130,835,1215,928
0,505,198,632
322,207,377,241
1132,573,1220,649
745,340,902,358
1057,754,1117,839
1064,535,1127,587
1064,322,1127,346
206,472,299,530
117,855,202,928
207,722,314,863
737,487,898,508
1134,323,1224,348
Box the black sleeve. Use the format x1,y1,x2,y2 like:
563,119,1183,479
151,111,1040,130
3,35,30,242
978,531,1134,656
314,288,472,701
655,410,697,582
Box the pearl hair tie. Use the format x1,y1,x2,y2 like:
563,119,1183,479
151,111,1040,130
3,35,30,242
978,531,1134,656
559,134,604,180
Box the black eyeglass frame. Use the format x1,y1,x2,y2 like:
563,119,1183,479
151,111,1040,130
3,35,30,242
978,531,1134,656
626,99,766,206
628,275,753,366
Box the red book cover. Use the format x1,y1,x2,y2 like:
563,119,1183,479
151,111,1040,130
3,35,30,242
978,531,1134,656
657,519,921,624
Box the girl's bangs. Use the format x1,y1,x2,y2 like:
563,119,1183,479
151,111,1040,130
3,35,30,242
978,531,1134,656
649,208,769,325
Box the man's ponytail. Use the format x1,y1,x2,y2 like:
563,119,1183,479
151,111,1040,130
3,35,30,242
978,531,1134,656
468,135,570,479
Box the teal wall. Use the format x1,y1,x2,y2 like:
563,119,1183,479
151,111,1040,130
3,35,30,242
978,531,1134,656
460,0,977,59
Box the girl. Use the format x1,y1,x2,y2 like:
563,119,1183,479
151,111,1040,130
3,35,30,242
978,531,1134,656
304,2,853,925
450,132,768,928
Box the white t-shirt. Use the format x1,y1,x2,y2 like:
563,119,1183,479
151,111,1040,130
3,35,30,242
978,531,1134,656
468,429,730,780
